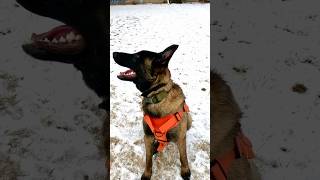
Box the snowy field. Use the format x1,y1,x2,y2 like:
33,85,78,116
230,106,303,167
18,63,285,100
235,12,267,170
0,0,106,179
213,0,320,179
110,4,210,180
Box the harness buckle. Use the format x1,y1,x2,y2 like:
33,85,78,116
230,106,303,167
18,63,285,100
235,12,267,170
175,112,182,121
154,131,165,138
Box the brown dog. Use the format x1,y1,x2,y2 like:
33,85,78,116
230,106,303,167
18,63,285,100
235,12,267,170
211,71,260,180
113,45,192,180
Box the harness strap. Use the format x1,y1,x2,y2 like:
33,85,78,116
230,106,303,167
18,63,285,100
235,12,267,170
144,113,171,152
212,149,237,180
235,131,255,159
144,103,190,152
144,115,155,133
212,131,255,180
158,104,188,133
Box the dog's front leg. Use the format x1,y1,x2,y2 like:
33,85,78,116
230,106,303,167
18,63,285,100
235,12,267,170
177,135,191,180
141,135,153,180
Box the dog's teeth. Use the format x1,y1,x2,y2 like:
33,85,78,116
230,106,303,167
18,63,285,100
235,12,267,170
66,34,72,42
59,36,66,43
70,32,76,37
66,32,76,42
75,35,81,40
44,38,49,42
52,38,58,43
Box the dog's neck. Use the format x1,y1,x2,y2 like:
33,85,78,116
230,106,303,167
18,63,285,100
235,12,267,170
141,80,173,104
141,80,173,96
141,83,167,97
142,80,185,117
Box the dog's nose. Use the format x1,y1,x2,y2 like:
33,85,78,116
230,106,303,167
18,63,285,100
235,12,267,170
113,52,118,59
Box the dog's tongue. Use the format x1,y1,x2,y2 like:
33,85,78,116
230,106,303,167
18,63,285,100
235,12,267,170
117,69,136,80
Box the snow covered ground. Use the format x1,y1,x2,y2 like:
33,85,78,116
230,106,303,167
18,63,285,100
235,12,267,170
0,0,106,179
110,4,210,180
213,0,320,179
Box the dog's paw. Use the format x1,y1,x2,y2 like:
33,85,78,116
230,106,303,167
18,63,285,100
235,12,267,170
141,174,151,180
181,168,191,180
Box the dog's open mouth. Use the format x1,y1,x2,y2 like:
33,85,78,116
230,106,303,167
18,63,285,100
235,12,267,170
117,69,136,81
23,25,85,55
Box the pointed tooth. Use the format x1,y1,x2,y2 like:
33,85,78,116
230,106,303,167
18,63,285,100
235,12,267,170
69,32,75,40
44,38,49,42
59,36,66,43
75,35,81,40
52,38,58,43
66,34,71,42
66,32,76,42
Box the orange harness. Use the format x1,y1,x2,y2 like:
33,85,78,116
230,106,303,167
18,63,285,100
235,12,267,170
212,131,255,180
143,103,189,152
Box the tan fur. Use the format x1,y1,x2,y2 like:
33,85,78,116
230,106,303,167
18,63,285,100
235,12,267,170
211,71,260,180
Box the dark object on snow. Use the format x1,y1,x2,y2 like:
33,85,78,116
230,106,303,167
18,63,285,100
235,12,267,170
292,83,307,94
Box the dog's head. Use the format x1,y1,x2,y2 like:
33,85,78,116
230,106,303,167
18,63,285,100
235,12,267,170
113,45,179,92
16,0,106,63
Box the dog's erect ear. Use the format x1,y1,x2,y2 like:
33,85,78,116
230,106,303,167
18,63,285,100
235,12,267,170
157,44,179,65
